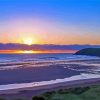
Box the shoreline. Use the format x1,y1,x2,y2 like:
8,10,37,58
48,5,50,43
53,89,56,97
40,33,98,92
0,76,100,99
0,73,100,95
0,73,100,91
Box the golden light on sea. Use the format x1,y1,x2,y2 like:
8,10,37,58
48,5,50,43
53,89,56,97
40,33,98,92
22,50,35,54
0,50,77,54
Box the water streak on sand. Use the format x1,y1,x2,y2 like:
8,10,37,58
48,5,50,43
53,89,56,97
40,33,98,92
0,73,100,91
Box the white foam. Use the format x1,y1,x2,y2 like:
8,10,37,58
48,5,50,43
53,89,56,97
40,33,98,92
0,73,100,91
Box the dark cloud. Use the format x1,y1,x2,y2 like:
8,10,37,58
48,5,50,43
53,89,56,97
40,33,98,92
0,43,100,51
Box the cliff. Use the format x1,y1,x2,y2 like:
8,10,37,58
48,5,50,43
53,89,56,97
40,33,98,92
75,48,100,57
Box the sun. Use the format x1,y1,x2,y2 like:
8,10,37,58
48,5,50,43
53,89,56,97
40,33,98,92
23,38,33,45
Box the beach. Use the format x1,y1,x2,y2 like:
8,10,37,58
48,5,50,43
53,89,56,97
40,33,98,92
0,54,100,99
0,78,100,99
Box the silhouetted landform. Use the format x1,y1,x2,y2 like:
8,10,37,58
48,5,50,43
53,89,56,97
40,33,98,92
75,48,100,57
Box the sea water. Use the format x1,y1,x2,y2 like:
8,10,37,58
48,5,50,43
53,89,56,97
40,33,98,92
0,53,100,90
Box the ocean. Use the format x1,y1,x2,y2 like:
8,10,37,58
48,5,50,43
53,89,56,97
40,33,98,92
0,53,100,90
0,53,99,69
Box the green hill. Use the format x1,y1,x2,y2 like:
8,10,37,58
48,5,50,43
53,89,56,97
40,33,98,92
75,48,100,57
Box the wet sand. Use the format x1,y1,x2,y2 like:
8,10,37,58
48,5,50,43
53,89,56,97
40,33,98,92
0,59,99,85
0,59,100,99
0,64,82,85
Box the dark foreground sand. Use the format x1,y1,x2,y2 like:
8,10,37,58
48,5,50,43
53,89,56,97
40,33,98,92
0,78,100,99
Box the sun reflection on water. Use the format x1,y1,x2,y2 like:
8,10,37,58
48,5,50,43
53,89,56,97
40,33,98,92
20,50,37,54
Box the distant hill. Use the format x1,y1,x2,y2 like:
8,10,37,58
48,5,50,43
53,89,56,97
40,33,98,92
75,48,100,57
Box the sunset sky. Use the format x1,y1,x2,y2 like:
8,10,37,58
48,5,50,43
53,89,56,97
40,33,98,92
0,0,100,53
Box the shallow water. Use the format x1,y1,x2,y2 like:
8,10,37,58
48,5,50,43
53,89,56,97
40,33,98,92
0,53,100,90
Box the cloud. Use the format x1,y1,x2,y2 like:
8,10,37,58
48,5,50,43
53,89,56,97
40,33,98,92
0,43,100,51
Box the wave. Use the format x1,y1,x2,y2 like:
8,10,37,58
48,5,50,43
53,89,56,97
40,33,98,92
0,54,100,70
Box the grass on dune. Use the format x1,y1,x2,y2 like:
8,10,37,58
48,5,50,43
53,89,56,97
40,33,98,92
40,85,100,100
